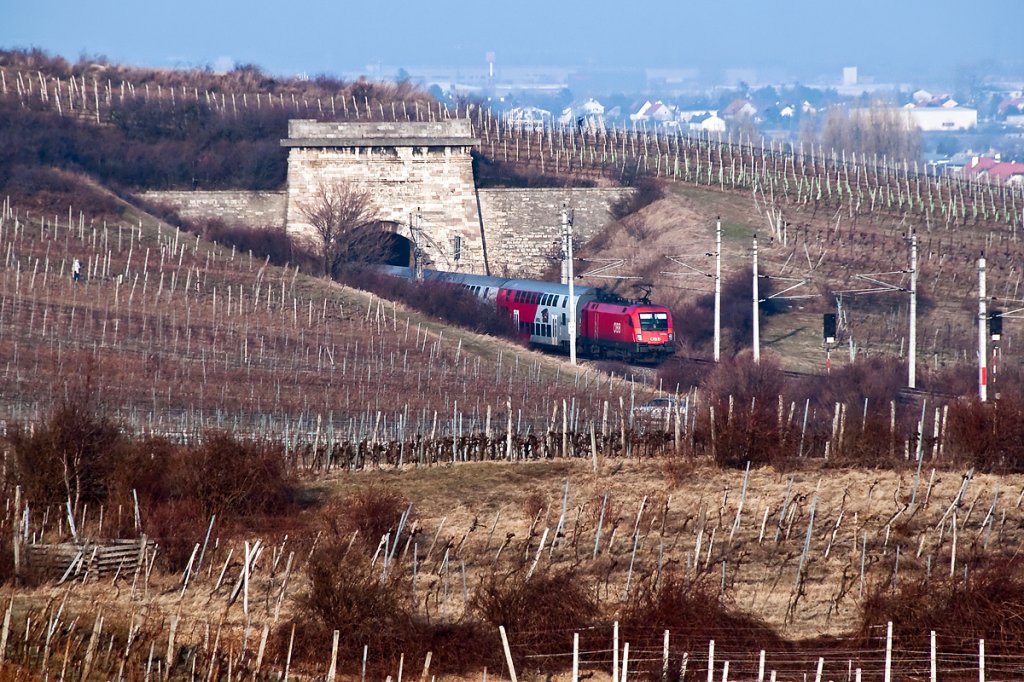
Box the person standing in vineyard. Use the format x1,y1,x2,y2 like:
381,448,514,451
72,258,81,282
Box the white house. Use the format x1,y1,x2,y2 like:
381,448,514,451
689,112,726,133
507,106,551,131
677,109,715,123
631,100,676,122
901,104,978,131
723,99,756,118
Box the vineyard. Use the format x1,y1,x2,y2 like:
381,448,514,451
0,195,658,441
5,55,1021,375
4,53,1024,681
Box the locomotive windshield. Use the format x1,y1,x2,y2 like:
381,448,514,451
638,312,669,331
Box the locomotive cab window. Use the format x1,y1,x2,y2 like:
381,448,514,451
639,312,669,331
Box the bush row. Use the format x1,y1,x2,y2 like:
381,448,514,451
660,350,1024,472
2,389,298,569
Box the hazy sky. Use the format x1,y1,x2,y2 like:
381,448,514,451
3,0,1019,86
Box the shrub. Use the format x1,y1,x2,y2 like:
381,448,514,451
699,352,793,467
943,397,1024,472
202,220,319,271
282,541,487,677
858,556,1024,653
145,432,297,569
172,431,293,519
0,166,123,218
674,267,784,353
285,546,417,671
609,179,665,220
471,566,598,664
471,150,595,189
332,484,411,550
5,396,125,509
703,350,786,409
621,571,786,665
338,268,523,341
808,355,907,412
657,357,712,395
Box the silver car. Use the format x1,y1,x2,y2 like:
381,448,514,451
635,397,685,422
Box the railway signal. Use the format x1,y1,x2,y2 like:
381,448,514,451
823,313,838,344
989,310,1002,341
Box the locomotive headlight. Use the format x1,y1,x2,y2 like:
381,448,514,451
636,332,643,341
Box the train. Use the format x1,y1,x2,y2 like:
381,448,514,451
377,266,676,363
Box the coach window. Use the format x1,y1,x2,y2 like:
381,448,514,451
562,296,568,307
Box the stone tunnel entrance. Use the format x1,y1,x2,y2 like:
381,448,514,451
348,220,413,267
380,229,413,266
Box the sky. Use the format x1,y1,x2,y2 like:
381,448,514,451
3,0,1021,88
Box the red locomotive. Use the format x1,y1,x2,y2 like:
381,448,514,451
378,266,675,363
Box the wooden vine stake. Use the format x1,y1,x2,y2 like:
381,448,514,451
498,626,518,682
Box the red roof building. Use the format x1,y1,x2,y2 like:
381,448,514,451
962,156,1024,184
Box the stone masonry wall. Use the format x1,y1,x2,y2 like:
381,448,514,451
138,191,286,227
477,187,631,278
283,119,484,273
137,186,631,279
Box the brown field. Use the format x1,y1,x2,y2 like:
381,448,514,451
6,456,1024,680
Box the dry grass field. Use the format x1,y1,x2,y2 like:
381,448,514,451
6,455,1024,680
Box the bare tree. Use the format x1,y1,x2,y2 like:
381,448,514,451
299,181,389,278
819,103,922,163
728,112,761,147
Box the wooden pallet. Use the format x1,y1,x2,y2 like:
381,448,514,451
23,537,154,581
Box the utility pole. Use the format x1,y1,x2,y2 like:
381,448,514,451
560,216,570,286
714,217,722,362
752,234,760,363
979,253,987,402
411,207,424,280
563,206,577,366
908,232,917,388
